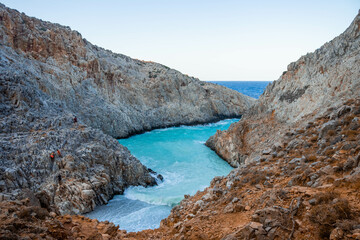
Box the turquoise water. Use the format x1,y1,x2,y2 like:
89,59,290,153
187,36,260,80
85,119,238,232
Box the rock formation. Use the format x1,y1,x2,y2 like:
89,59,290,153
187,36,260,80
3,98,360,239
206,10,360,167
0,2,253,215
0,66,158,214
2,3,360,240
0,3,254,139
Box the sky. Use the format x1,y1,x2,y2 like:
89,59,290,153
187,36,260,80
1,1,359,81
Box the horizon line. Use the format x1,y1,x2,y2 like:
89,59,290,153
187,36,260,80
202,80,274,82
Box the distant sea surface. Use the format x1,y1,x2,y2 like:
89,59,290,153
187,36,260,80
209,81,272,99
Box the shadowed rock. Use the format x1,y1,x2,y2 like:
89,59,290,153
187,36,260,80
206,10,360,167
0,3,252,214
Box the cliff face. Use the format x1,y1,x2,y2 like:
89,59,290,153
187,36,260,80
0,68,157,215
1,5,360,240
0,4,254,139
4,99,360,239
0,3,253,215
206,10,360,167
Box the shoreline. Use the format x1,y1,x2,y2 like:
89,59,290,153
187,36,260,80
87,118,238,232
117,114,243,139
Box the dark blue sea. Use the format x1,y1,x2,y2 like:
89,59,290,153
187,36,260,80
209,81,272,99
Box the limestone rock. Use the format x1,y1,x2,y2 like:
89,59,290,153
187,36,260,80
0,3,253,215
0,3,254,139
206,10,360,166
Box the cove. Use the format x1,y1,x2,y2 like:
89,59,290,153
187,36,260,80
85,119,238,232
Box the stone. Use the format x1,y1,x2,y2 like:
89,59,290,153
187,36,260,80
320,120,339,137
206,9,360,167
249,222,263,230
0,3,253,216
330,228,344,240
201,193,213,202
262,149,272,155
308,198,317,205
0,3,254,140
320,165,334,175
289,158,303,164
223,203,235,213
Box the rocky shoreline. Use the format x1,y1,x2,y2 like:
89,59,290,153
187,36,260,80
206,10,360,168
0,2,252,218
118,114,243,140
1,2,360,240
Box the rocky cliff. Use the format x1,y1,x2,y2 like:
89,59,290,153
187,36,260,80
206,10,360,167
0,3,253,216
4,99,360,239
2,3,360,240
0,68,158,215
0,3,254,139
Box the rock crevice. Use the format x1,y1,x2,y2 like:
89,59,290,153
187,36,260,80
0,3,253,215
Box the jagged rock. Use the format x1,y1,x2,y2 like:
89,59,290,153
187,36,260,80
0,4,254,139
206,10,360,166
330,227,345,240
0,2,253,215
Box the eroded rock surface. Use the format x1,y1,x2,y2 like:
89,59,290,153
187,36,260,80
206,10,360,167
0,70,157,214
3,99,360,240
0,3,254,139
0,2,253,216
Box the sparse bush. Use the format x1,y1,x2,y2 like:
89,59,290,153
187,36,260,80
327,130,336,136
241,171,267,185
309,192,352,239
335,219,359,232
343,114,355,125
342,130,358,141
334,162,344,172
306,155,317,162
297,129,305,134
324,148,336,157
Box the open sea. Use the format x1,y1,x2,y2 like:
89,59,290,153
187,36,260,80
209,81,271,99
85,81,271,232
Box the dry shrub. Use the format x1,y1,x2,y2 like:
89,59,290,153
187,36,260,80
309,192,352,239
309,136,318,142
241,170,267,185
327,130,336,136
342,130,358,141
297,129,305,134
335,219,359,232
306,155,317,162
342,129,357,137
312,192,338,204
343,114,355,125
334,162,344,173
324,148,336,157
344,99,355,106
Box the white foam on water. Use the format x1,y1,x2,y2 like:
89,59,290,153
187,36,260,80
86,118,238,232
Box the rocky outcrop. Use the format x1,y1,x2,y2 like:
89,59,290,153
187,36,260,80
3,99,360,239
0,3,254,139
1,5,360,240
0,70,157,214
0,3,253,215
206,10,360,167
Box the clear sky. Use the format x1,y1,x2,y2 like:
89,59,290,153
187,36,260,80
1,1,359,81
